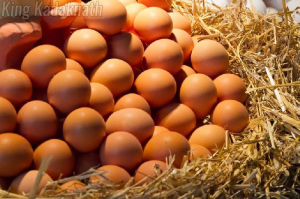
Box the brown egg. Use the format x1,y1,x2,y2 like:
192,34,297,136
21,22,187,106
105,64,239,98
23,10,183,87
100,131,143,171
0,98,17,134
154,103,196,137
180,74,217,119
169,12,191,34
0,133,33,177
138,0,172,11
48,70,91,115
64,29,107,68
174,65,196,88
191,40,229,79
134,160,167,185
17,100,58,145
114,93,151,115
89,165,131,189
33,139,75,180
142,39,184,75
152,126,169,137
21,45,66,88
189,144,212,161
31,89,48,102
65,58,85,74
211,100,249,133
119,0,137,6
0,69,32,108
106,108,154,143
74,152,101,175
134,7,173,42
84,0,127,35
214,74,247,103
170,29,194,62
89,83,115,118
0,177,11,190
123,3,147,31
63,108,106,153
9,170,52,194
134,68,177,108
143,131,190,168
60,180,85,193
90,59,134,97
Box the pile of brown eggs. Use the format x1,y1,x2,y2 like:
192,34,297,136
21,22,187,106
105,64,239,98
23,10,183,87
0,0,249,194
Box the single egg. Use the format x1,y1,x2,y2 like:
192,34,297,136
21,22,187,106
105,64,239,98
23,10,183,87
119,0,137,6
134,7,173,42
100,131,143,171
245,0,267,15
48,70,91,115
168,12,191,34
180,74,217,119
31,89,48,103
74,151,101,175
152,126,169,137
89,83,115,118
33,139,75,180
90,59,134,98
138,0,172,11
142,39,184,75
134,68,177,108
65,58,85,74
211,100,249,133
0,133,33,177
114,93,151,115
0,69,32,108
189,144,212,161
191,39,229,79
17,100,58,145
134,160,167,185
64,29,107,68
21,45,66,88
174,65,196,88
0,98,17,134
123,3,147,31
170,29,194,62
60,180,85,193
143,131,190,168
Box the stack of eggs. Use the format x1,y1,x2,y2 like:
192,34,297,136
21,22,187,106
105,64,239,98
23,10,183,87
0,0,249,194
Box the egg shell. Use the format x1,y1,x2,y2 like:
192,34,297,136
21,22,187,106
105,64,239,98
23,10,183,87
90,59,134,98
9,170,52,194
0,69,32,108
89,83,115,118
63,108,106,153
168,12,191,34
64,29,107,68
245,0,267,15
123,3,147,31
211,100,249,133
74,151,101,175
0,177,11,190
60,180,85,193
189,144,212,161
189,125,226,151
191,39,229,79
31,89,48,103
134,7,173,42
89,165,131,189
100,131,143,171
169,29,194,62
114,93,151,115
152,126,169,137
33,139,75,180
0,133,33,177
134,160,167,185
84,0,127,35
174,65,196,88
44,0,81,7
119,0,137,6
143,131,190,168
0,97,17,134
21,45,66,88
17,100,58,145
180,74,217,119
65,58,85,74
138,0,172,11
48,70,91,115
106,108,154,143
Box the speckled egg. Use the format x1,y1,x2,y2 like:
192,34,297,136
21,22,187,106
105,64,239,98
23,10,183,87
114,93,151,115
170,29,194,62
189,144,212,161
74,151,101,175
0,97,17,134
123,3,147,31
65,58,85,74
134,160,167,185
169,12,191,34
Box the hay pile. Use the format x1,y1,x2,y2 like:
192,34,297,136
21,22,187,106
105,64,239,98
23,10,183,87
1,0,300,198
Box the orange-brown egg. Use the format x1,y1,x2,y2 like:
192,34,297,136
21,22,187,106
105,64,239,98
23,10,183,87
106,32,144,67
65,58,85,74
143,131,190,168
0,69,32,108
211,100,249,133
134,160,167,185
134,7,173,42
74,152,101,175
0,133,33,177
152,126,169,137
48,70,91,115
33,139,75,180
64,29,107,68
100,131,143,171
168,12,191,34
138,0,172,11
9,170,52,194
123,3,147,31
189,144,212,161
191,39,229,79
106,108,154,143
134,68,177,108
17,100,58,145
214,74,247,103
84,0,127,35
142,39,183,75
21,45,66,88
170,29,194,62
90,59,134,97
180,74,217,119
89,83,115,118
119,0,137,6
0,98,17,134
114,93,151,115
174,65,196,88
0,177,11,190
60,180,85,193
